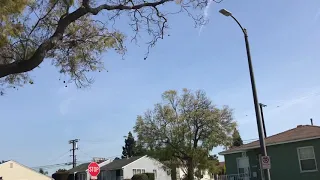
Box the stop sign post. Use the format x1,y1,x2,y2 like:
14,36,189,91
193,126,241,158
88,162,100,179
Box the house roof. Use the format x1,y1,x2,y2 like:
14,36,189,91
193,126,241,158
0,160,54,180
220,125,320,155
67,163,90,174
100,156,144,171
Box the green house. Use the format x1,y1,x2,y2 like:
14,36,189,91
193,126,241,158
219,125,320,180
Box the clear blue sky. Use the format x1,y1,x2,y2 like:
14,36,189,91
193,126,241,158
1,0,320,174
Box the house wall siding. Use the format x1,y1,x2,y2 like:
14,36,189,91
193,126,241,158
0,161,52,180
224,139,320,180
122,156,171,180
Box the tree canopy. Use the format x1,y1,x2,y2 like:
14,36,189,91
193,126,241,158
134,89,236,180
0,0,223,92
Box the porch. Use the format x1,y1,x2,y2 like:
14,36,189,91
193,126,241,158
217,173,250,180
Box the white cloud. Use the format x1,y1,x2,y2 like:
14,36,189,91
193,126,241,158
198,0,213,36
314,7,320,22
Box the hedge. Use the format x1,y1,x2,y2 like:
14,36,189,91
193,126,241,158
143,173,155,180
131,174,149,180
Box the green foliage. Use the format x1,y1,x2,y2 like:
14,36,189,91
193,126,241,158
0,0,29,48
143,173,155,180
131,174,149,180
39,168,48,175
232,128,243,147
122,131,136,158
0,160,8,164
121,131,147,158
56,169,67,173
134,89,236,180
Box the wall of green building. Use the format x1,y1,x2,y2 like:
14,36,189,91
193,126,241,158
224,153,241,175
267,139,320,180
223,139,320,180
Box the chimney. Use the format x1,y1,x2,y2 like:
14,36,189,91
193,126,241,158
311,118,314,126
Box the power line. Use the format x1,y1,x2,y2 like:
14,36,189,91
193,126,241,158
48,151,70,164
236,90,320,120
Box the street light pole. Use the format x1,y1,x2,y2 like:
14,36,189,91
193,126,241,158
219,9,271,180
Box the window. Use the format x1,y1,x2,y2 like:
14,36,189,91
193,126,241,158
78,173,86,180
133,169,145,175
297,146,318,172
153,169,157,179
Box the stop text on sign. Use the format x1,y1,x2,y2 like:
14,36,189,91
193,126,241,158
88,166,99,173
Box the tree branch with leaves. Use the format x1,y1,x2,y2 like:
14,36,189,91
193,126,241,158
0,0,225,93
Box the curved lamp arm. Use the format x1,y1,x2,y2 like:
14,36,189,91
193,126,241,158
230,15,247,36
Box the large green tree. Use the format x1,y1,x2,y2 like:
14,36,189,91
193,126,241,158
231,128,243,147
134,89,236,180
0,0,224,92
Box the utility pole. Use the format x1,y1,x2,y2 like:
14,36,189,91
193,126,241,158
69,139,79,168
259,103,267,137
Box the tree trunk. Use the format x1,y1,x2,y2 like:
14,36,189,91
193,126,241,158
170,164,177,180
186,158,194,180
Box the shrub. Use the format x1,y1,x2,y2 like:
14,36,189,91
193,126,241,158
131,174,149,180
143,173,155,180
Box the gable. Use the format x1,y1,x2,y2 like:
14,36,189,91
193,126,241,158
123,156,167,170
0,161,52,180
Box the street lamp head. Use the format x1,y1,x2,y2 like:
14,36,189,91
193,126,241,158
219,9,232,17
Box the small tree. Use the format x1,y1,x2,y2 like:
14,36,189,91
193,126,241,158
122,131,136,158
39,168,48,175
232,128,243,147
0,160,8,164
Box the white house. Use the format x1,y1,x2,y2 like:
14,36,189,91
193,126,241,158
68,156,171,180
0,160,53,180
99,155,171,180
68,158,112,180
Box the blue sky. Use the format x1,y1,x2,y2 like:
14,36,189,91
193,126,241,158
1,0,320,175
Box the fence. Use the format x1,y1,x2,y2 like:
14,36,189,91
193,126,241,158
216,173,250,180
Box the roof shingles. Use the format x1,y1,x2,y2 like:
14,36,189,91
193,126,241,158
100,156,143,171
220,125,320,155
68,163,90,174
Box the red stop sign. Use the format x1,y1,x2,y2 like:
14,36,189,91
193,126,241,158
88,162,100,177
